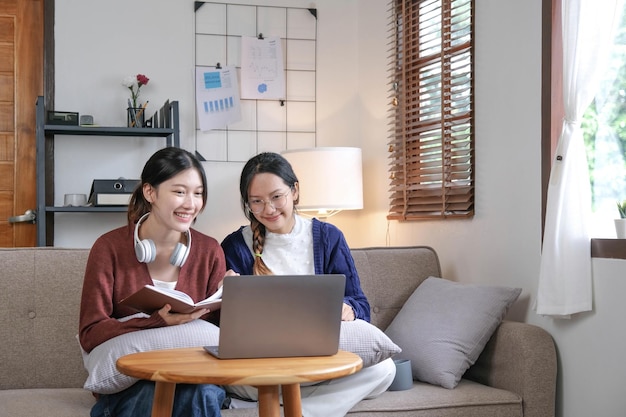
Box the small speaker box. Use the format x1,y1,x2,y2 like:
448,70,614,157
80,115,94,125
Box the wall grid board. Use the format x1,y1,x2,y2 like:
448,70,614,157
194,1,317,162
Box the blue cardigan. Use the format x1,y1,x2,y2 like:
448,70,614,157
221,218,371,322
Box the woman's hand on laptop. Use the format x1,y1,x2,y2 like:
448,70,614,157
218,269,240,289
157,304,210,325
341,303,356,321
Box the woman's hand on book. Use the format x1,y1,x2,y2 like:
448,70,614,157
157,303,210,326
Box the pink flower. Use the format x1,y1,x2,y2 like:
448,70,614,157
136,74,149,87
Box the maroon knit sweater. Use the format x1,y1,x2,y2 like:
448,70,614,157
78,224,225,353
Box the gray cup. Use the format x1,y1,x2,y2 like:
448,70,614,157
64,193,87,207
388,359,413,391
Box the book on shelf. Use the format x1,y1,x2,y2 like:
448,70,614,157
119,284,222,314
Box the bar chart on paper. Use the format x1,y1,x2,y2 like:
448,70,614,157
203,97,235,113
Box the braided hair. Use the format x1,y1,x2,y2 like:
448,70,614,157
239,152,299,275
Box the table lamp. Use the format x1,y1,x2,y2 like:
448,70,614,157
281,147,363,218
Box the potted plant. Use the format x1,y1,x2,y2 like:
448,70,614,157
615,200,626,238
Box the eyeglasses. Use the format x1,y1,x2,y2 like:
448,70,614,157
246,190,291,214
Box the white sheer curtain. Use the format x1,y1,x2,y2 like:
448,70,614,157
536,0,622,317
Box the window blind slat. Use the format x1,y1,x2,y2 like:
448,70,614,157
388,0,474,220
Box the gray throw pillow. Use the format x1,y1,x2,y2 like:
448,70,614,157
384,277,521,389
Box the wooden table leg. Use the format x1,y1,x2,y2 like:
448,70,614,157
152,381,176,417
281,383,302,417
257,385,281,417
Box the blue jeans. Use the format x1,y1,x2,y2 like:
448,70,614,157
90,380,226,417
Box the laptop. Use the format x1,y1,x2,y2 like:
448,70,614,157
204,274,346,359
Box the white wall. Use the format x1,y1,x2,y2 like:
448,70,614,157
54,1,626,415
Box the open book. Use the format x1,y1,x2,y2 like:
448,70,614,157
119,285,222,314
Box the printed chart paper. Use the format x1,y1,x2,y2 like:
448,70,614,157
241,36,286,100
195,66,242,131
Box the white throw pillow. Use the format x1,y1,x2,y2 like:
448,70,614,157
81,317,399,394
385,277,521,389
80,319,220,394
340,319,401,368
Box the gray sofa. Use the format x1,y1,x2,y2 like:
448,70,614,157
0,246,557,417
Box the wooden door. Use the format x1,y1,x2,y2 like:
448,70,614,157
0,0,43,247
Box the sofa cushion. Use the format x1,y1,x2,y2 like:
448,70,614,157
1,248,90,390
345,379,522,417
351,246,441,330
81,319,220,394
219,380,524,417
339,319,401,367
0,388,94,417
384,277,521,389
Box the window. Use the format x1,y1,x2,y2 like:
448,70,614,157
387,0,475,220
544,0,626,258
581,5,626,237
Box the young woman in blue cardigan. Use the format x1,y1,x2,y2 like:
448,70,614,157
221,152,395,417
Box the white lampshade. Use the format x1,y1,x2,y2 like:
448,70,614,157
281,147,363,216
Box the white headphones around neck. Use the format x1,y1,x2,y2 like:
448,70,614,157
134,212,191,267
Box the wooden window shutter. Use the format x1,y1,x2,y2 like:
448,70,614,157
387,0,475,220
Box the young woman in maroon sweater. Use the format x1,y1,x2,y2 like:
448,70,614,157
79,147,227,417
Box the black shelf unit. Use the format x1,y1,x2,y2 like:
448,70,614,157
35,96,180,246
44,206,129,212
42,125,180,140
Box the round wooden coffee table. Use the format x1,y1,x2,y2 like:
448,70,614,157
116,347,363,417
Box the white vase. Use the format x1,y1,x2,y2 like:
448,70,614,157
614,218,626,239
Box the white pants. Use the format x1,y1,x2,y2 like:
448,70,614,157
225,357,396,417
